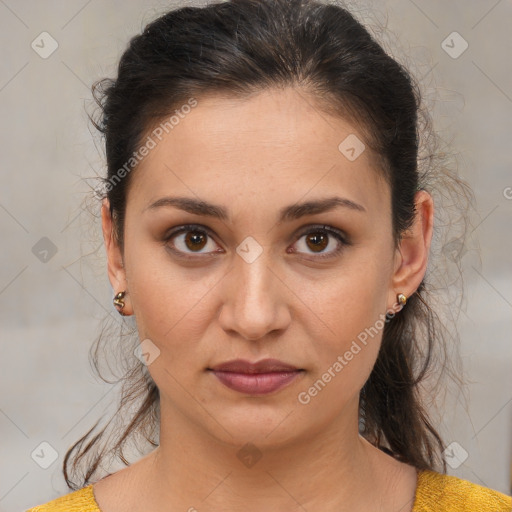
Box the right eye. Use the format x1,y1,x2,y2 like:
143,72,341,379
164,224,223,258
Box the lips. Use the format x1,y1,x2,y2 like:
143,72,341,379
208,358,304,395
209,358,301,373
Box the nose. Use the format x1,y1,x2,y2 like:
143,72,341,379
217,249,291,342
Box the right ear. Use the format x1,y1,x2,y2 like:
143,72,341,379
101,198,131,312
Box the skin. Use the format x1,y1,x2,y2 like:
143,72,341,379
96,87,434,512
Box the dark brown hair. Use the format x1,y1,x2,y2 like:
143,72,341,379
66,0,473,489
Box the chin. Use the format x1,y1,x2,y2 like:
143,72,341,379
199,405,313,452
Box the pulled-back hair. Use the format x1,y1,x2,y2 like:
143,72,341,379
66,0,472,489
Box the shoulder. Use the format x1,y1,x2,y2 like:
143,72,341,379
25,485,100,512
413,469,512,511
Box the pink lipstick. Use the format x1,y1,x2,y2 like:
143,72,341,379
208,358,304,395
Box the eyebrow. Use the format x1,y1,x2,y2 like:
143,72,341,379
144,195,366,222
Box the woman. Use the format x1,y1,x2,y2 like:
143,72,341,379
26,0,512,510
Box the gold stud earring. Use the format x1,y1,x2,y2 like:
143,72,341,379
397,293,407,307
113,291,127,315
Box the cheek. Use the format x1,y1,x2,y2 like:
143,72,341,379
302,253,391,396
123,232,219,370
296,307,384,415
312,249,389,339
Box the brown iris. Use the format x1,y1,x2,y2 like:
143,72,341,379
182,229,330,254
185,231,208,251
305,232,328,252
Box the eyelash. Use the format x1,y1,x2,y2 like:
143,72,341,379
163,223,349,261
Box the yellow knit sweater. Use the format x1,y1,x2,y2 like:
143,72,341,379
26,469,512,511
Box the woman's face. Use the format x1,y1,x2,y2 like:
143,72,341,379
103,87,429,449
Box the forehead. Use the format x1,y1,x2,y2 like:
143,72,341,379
127,87,390,218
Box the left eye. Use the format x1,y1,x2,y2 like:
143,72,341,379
291,226,347,259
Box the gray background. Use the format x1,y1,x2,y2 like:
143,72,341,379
1,0,511,510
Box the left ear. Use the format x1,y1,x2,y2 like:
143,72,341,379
388,189,434,309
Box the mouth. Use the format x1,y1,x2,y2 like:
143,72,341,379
207,358,305,395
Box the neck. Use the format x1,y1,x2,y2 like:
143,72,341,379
141,397,398,512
